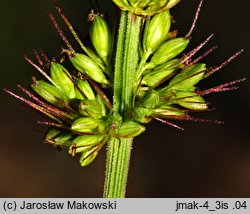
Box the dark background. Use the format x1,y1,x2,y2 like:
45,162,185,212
1,0,250,197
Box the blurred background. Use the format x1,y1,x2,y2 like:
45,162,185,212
0,0,250,197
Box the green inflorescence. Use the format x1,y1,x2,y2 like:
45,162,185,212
6,0,244,173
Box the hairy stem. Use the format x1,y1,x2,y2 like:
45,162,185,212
103,137,133,198
103,11,142,198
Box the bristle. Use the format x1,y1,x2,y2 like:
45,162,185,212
182,34,214,64
37,120,64,128
205,49,244,78
39,49,51,65
186,0,204,37
219,49,244,68
183,107,213,113
4,88,61,122
154,117,184,131
23,54,55,84
57,99,77,116
200,78,246,95
47,11,74,52
33,49,44,66
184,116,224,125
166,114,224,125
188,45,218,66
50,0,89,53
17,85,73,121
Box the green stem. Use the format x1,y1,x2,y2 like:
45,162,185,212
103,11,142,198
103,137,133,198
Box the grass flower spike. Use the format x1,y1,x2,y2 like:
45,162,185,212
5,0,245,197
113,0,181,16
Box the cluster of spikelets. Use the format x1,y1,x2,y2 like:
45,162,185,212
5,0,244,167
113,0,181,16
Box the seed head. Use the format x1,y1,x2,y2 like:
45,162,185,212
4,0,245,167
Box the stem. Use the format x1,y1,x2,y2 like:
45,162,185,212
103,137,133,198
103,11,142,198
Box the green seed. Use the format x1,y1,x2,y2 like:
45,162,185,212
174,91,208,110
73,135,104,147
128,0,140,7
130,0,151,8
152,105,185,118
96,94,107,117
85,46,106,70
136,87,148,99
143,67,176,86
50,62,75,99
113,0,180,16
97,120,107,133
165,0,180,10
31,80,66,106
90,15,112,62
168,63,206,90
143,67,176,87
45,127,61,141
145,0,171,13
142,59,182,87
71,117,98,133
140,90,160,109
144,10,171,54
54,132,74,148
75,79,95,100
112,0,130,10
79,150,98,167
148,0,168,6
134,107,153,124
45,127,73,148
115,121,146,138
149,38,189,67
69,144,92,155
153,58,181,72
69,53,109,85
79,100,103,119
